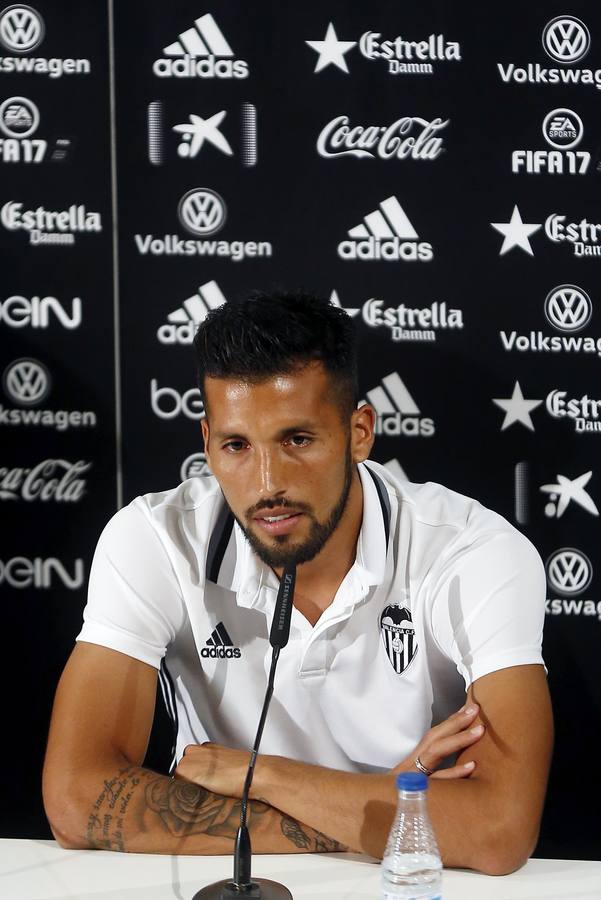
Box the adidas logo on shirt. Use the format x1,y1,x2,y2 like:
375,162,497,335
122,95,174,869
360,372,435,436
153,13,249,79
338,196,433,262
200,622,242,659
157,280,226,344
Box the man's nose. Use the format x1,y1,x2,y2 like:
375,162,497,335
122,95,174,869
254,447,285,496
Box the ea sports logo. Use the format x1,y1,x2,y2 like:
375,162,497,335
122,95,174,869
0,4,44,53
542,108,583,150
2,357,50,405
0,96,39,137
544,285,591,333
542,16,590,64
547,548,592,596
178,188,226,236
180,452,211,480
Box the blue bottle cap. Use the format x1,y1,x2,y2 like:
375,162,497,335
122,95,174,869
396,772,428,791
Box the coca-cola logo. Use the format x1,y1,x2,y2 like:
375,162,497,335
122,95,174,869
317,115,448,160
0,458,90,502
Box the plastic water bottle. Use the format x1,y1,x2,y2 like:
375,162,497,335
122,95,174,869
381,772,442,899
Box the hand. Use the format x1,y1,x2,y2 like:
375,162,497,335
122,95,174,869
175,743,253,799
393,704,485,780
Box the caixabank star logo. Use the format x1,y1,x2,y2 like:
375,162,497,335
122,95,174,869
148,101,256,168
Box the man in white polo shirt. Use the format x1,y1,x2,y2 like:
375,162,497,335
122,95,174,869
43,292,552,874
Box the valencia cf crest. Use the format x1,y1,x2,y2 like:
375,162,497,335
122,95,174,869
380,605,418,674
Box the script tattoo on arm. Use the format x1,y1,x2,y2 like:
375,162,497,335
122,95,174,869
86,765,146,851
281,814,347,853
86,766,269,850
86,768,345,853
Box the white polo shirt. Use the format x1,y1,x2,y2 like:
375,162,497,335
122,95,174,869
78,461,546,774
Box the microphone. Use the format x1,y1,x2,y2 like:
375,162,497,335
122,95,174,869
194,563,296,900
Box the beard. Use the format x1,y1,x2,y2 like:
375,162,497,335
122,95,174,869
231,446,354,569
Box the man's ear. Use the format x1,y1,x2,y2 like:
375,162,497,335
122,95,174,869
350,404,376,463
201,418,210,463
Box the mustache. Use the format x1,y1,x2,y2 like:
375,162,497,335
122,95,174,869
246,497,313,517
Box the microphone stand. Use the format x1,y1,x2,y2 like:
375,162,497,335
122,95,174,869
194,565,296,900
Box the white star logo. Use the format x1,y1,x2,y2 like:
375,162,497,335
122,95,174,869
329,289,360,318
306,23,356,73
172,112,233,159
540,471,599,519
493,381,543,431
491,206,542,256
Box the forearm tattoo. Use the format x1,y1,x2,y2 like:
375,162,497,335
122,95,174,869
145,778,267,839
86,765,144,851
86,767,346,853
281,815,347,853
86,766,268,850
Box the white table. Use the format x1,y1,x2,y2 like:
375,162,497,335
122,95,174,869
1,840,600,899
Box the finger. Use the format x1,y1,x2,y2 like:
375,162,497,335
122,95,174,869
430,761,476,780
419,724,485,770
428,704,480,740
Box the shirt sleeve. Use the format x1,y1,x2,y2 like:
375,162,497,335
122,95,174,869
429,527,546,688
77,499,186,669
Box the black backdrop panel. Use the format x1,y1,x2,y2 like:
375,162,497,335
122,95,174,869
0,0,115,836
1,0,600,858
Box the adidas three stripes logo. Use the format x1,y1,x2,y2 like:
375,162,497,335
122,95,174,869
201,621,242,658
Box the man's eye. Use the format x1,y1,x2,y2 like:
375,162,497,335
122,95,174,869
224,441,246,452
288,435,311,447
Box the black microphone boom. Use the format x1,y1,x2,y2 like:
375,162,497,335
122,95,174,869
194,563,297,900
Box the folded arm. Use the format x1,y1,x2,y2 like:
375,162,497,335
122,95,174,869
179,664,553,874
43,643,344,854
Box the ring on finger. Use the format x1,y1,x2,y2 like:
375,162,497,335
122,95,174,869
414,756,433,776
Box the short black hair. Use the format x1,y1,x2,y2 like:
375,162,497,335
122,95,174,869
193,290,358,417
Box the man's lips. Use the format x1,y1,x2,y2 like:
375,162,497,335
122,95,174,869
252,508,304,536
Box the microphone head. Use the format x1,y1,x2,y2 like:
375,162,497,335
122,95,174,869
269,564,296,649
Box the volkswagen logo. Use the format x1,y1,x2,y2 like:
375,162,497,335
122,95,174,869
544,285,592,333
542,16,590,64
542,108,583,151
547,548,592,596
0,96,39,138
2,357,50,405
178,188,226,236
0,5,44,53
180,452,211,481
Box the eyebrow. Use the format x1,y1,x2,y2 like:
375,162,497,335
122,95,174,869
212,422,319,441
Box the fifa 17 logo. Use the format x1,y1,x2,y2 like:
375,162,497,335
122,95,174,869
512,150,590,175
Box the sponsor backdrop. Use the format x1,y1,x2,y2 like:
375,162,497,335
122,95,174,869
0,0,599,858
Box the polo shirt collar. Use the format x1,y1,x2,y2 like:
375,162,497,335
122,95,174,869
229,462,390,611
